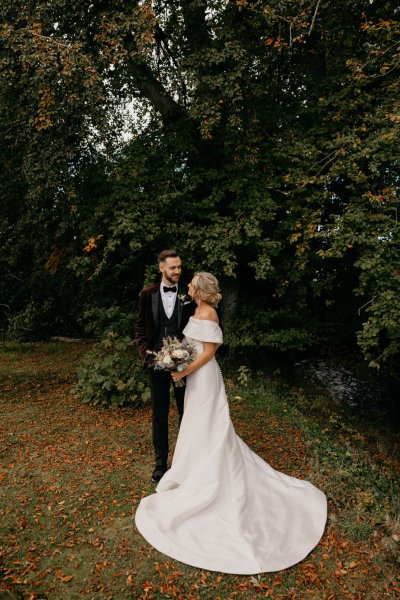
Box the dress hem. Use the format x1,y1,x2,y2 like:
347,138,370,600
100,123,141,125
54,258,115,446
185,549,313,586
134,500,328,575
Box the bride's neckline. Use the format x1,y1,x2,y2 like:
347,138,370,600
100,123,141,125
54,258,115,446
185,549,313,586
190,316,220,325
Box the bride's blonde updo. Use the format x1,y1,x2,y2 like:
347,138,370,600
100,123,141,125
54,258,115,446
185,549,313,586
192,272,222,307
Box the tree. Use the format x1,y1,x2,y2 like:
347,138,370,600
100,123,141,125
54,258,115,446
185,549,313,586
0,1,398,368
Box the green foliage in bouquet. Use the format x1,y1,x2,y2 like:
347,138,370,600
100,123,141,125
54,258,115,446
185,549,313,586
75,333,150,408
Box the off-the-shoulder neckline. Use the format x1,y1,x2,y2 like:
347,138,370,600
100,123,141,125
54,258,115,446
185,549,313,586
190,316,220,325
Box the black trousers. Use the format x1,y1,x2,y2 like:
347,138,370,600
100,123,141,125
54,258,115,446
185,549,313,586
148,369,185,468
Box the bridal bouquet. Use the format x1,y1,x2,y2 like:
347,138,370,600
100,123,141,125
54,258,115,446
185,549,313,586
146,336,196,387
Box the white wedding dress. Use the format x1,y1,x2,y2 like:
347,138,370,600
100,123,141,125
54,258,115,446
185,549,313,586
135,318,327,574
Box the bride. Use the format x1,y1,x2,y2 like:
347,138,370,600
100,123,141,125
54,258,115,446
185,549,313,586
135,272,327,574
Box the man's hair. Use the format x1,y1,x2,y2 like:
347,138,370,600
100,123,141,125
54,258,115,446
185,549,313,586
158,249,179,263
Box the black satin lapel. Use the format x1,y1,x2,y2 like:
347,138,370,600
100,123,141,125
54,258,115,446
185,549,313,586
177,293,182,328
151,290,159,327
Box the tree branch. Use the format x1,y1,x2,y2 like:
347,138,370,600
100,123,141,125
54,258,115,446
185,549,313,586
126,59,184,125
308,0,322,36
154,23,188,106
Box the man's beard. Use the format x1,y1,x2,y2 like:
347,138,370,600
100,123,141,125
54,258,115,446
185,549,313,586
165,273,180,285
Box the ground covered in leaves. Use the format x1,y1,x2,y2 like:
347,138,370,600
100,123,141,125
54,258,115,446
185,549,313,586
0,342,399,599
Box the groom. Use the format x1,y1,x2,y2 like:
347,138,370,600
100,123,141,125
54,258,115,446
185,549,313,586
135,250,195,482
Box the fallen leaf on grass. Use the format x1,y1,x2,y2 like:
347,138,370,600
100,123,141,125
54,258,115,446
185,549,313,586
142,580,155,593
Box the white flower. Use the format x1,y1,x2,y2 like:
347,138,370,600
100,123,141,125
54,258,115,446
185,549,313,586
150,336,196,384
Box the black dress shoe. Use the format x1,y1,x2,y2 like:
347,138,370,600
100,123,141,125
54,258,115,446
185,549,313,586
151,466,167,483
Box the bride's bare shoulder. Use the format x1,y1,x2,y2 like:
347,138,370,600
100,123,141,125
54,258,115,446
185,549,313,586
195,305,219,323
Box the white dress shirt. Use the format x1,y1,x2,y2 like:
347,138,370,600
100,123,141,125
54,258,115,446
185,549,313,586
160,282,178,319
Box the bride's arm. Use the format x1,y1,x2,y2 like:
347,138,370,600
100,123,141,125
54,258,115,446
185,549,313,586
171,341,217,382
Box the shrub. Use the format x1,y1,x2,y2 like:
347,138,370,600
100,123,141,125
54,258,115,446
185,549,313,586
8,301,52,340
75,332,150,407
80,305,135,339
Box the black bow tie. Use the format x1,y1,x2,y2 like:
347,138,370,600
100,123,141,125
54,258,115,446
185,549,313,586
163,286,177,293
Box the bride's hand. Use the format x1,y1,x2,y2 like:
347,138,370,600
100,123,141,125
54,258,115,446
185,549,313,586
171,370,185,382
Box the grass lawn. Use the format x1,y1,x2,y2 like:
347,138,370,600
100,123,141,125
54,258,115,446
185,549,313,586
0,342,399,599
